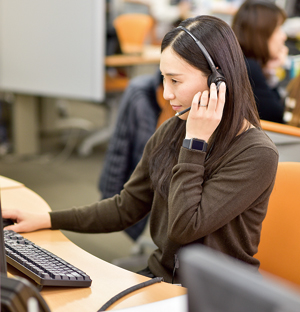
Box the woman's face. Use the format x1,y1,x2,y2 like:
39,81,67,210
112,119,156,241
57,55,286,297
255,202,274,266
268,24,287,59
160,46,209,120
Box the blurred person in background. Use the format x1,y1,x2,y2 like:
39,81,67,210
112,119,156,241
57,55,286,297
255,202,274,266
232,0,288,123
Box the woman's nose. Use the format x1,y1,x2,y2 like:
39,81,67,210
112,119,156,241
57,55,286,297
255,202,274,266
163,84,175,100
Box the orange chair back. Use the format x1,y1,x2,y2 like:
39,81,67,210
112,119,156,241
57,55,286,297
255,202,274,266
255,162,300,287
261,119,300,137
113,13,154,54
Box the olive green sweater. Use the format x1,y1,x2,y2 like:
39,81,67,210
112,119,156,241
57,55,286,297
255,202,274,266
50,117,278,283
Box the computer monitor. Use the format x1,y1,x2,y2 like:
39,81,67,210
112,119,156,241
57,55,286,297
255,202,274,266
0,188,7,275
179,245,300,312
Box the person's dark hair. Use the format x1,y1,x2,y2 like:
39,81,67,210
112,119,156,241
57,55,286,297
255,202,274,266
148,15,261,200
232,0,287,67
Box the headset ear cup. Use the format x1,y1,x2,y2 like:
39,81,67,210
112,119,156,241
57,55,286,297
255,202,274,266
207,70,226,88
207,74,213,88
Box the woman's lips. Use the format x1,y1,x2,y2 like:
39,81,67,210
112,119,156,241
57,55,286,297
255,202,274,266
171,105,182,111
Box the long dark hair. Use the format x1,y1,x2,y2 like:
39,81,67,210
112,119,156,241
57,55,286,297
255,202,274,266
232,0,286,67
149,15,260,200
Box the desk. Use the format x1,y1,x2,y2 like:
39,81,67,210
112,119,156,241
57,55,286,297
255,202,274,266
105,46,161,68
1,176,186,311
0,175,24,190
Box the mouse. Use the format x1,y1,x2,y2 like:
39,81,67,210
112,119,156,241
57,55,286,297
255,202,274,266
2,218,14,228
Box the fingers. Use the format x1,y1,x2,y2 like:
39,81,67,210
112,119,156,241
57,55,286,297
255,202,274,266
206,83,217,112
2,208,51,233
191,82,226,115
191,91,201,113
3,217,31,233
4,224,20,232
4,221,32,233
3,209,32,233
191,89,209,114
2,209,22,232
2,209,19,221
199,90,209,109
216,82,226,115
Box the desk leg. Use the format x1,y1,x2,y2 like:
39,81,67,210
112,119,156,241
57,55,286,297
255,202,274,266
12,94,40,155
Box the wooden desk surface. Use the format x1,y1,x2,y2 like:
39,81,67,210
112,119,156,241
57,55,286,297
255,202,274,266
105,45,161,67
1,178,186,311
0,175,24,190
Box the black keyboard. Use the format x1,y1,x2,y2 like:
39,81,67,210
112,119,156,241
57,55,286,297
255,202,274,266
4,230,92,288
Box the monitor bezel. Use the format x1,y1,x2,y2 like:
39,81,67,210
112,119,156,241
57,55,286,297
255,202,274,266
179,245,300,312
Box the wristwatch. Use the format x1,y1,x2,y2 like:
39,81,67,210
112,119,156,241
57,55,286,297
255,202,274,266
182,138,208,152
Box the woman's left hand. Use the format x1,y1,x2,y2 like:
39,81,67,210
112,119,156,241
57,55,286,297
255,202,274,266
185,82,226,142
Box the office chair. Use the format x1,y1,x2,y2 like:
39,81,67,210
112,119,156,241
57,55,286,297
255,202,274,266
260,119,300,137
255,161,300,287
77,79,129,156
260,119,300,162
113,13,155,54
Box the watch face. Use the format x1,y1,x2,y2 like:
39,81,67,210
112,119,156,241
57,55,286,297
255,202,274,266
191,139,206,151
183,138,207,151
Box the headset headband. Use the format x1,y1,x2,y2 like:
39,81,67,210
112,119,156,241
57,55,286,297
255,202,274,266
177,26,217,73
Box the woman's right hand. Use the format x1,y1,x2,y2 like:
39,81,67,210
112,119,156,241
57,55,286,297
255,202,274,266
185,82,226,142
2,209,51,233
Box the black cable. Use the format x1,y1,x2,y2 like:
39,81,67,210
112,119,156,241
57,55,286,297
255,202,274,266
172,254,180,284
97,277,164,311
172,265,176,284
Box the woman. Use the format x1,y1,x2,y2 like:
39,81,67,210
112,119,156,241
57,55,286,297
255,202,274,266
232,0,288,123
3,16,278,284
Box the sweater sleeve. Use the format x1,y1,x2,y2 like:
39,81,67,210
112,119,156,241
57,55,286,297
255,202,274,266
50,118,170,233
51,161,153,233
167,131,278,245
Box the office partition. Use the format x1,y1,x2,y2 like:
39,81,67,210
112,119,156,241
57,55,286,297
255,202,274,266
0,0,105,102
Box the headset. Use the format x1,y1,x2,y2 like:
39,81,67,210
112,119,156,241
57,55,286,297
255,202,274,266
177,26,226,90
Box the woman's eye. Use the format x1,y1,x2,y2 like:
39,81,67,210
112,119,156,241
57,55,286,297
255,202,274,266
172,79,178,84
